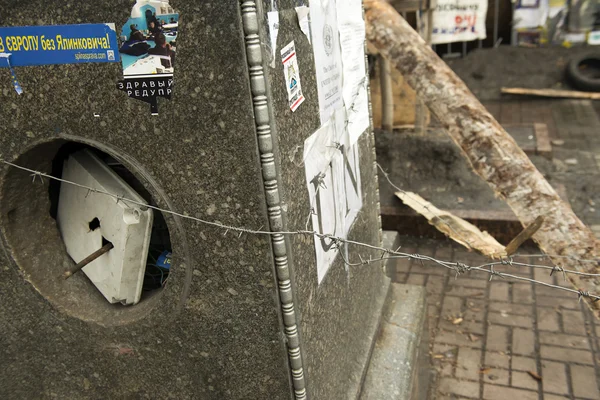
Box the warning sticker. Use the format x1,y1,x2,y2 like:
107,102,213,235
281,41,304,112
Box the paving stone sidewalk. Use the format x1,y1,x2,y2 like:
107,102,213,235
391,235,600,400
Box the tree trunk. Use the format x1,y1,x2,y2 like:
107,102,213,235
364,0,600,311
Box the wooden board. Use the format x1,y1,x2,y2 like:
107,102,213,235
370,60,431,127
502,87,600,100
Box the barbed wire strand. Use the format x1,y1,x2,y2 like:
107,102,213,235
477,259,600,278
512,253,600,264
3,158,600,303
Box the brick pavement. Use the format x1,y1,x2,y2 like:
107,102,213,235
391,235,600,400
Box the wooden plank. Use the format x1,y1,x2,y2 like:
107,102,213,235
370,63,431,127
380,58,394,131
533,123,552,158
505,216,545,256
395,192,507,257
501,87,600,100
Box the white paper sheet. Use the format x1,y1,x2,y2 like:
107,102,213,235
431,0,488,44
336,0,370,145
310,0,344,125
295,6,312,44
267,11,280,68
304,109,362,283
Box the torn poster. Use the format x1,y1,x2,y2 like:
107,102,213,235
117,0,179,115
304,108,362,283
336,0,370,145
281,41,305,112
0,53,23,94
295,6,311,44
267,11,279,68
338,121,363,237
431,0,488,44
310,0,344,125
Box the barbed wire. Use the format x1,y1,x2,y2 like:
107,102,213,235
512,253,600,264
2,158,600,303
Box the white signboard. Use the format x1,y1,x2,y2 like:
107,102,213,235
304,109,362,283
310,0,344,125
589,31,600,46
336,0,370,145
431,0,488,44
513,0,549,29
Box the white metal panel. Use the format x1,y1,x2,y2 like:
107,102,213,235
57,149,153,305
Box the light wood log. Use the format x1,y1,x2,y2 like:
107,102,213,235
364,0,600,313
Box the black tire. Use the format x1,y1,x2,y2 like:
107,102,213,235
566,53,600,92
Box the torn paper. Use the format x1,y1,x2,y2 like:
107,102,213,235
267,11,280,68
310,0,344,125
336,0,370,144
295,6,311,44
281,41,305,112
395,192,506,258
305,108,362,283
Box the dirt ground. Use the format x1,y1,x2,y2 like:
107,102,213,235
447,46,597,101
376,129,508,213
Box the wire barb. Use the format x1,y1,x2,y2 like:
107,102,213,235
30,171,44,184
550,265,567,282
500,256,514,266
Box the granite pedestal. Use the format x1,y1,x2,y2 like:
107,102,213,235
0,1,389,399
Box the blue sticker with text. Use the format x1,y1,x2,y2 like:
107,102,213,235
0,23,120,67
156,251,172,270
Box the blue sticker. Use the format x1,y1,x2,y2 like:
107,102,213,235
0,23,120,67
156,251,172,270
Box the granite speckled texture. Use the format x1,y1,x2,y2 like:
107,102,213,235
0,1,389,399
258,1,389,399
0,1,291,399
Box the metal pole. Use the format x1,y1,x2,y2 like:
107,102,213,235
63,242,114,279
493,0,499,45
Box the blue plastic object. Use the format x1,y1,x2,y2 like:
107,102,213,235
156,250,172,270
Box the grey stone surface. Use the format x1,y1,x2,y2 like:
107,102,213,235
360,283,430,400
260,1,390,399
383,230,400,278
0,1,388,399
0,1,291,399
